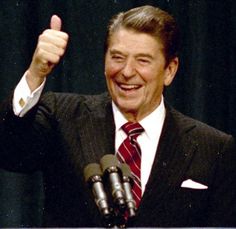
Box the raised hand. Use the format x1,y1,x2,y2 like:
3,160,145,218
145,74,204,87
27,15,69,91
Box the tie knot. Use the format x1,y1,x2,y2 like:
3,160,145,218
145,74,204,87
122,122,144,137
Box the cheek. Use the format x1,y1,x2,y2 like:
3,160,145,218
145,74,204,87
137,68,158,84
105,66,116,79
141,71,165,94
105,61,123,78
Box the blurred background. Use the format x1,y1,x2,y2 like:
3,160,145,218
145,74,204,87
0,0,235,226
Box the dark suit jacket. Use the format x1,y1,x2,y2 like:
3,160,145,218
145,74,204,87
0,92,236,227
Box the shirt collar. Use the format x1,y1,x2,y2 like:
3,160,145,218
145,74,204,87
112,96,166,140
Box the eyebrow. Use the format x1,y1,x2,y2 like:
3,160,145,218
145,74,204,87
135,53,154,60
109,49,125,55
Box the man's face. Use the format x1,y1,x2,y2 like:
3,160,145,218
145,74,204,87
105,28,177,121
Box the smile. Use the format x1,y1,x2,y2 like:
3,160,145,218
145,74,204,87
118,83,142,91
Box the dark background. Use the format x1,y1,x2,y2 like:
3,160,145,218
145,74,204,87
0,0,235,226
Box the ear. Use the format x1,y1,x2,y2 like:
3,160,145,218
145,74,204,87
164,57,179,86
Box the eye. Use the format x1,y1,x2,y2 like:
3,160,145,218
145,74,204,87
111,54,125,63
137,58,151,65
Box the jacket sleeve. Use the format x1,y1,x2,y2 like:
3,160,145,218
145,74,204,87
0,92,56,173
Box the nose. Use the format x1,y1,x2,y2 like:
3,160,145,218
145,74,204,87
122,59,136,78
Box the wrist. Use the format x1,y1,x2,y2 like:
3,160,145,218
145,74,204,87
26,69,45,92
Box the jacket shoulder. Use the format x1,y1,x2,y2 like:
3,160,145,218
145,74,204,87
169,106,234,143
39,92,111,118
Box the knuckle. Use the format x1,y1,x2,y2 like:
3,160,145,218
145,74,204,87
43,29,51,34
61,40,67,49
54,55,60,63
38,34,44,41
64,33,69,41
60,48,66,56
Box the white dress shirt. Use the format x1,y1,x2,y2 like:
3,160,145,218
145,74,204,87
112,98,166,194
13,74,166,194
13,72,46,117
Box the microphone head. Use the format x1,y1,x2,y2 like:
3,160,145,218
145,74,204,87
120,163,132,177
100,154,120,173
120,163,134,184
83,163,102,183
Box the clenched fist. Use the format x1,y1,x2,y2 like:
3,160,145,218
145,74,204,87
27,15,69,91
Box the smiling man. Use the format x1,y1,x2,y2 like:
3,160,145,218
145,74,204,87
0,5,236,228
105,28,178,122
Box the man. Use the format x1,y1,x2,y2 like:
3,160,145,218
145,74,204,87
0,5,236,227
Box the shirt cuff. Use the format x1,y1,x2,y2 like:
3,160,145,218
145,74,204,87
13,71,46,117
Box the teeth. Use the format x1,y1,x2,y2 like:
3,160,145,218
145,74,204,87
119,84,140,90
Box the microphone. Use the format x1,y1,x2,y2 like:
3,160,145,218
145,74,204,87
100,154,126,211
120,163,136,218
83,163,113,226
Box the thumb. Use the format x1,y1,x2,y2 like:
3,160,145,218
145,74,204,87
50,15,62,31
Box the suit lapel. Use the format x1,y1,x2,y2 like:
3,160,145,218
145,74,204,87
139,105,198,210
76,96,115,167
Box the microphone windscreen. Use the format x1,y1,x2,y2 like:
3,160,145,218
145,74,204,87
100,154,119,172
83,163,102,182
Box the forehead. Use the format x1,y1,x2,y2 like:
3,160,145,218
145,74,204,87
108,28,164,55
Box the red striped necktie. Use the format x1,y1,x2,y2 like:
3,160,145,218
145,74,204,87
117,122,144,208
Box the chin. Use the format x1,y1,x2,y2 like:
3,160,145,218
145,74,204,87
117,101,139,114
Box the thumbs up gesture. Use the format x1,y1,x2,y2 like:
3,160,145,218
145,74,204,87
27,15,69,91
50,15,62,31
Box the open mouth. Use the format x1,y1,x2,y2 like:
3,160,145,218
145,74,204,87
118,83,142,91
